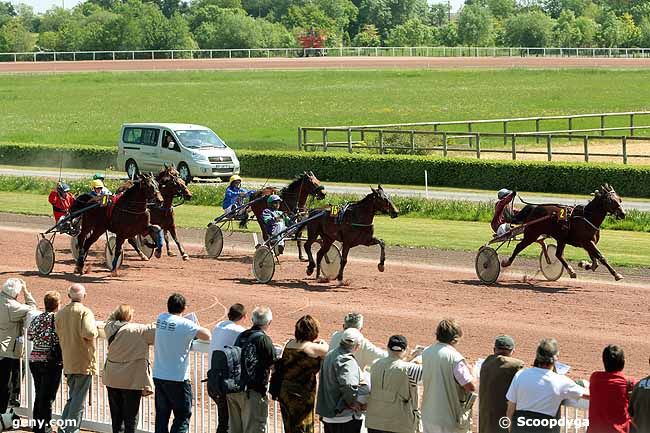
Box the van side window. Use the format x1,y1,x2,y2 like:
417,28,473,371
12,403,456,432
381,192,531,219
123,127,143,144
142,129,159,147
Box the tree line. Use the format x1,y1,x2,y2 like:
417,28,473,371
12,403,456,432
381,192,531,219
2,0,650,53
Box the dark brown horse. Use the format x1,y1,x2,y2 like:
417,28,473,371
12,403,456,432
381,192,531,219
129,166,193,260
71,173,163,275
249,171,326,258
502,184,626,280
304,185,399,283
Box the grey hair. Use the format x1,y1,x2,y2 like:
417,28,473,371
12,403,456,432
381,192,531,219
2,278,22,299
68,284,86,302
251,306,273,326
343,312,363,330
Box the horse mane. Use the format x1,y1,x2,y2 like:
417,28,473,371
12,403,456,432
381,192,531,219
281,173,307,195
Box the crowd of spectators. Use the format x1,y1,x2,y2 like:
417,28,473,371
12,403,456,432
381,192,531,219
2,277,650,433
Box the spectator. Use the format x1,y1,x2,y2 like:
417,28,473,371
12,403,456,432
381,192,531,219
27,291,63,433
330,313,386,371
317,327,364,433
208,304,247,433
366,335,422,433
227,306,277,433
55,284,98,433
153,293,211,433
104,304,156,433
421,319,476,433
479,335,524,433
629,357,650,433
277,315,329,433
588,345,634,433
506,339,588,433
0,278,37,414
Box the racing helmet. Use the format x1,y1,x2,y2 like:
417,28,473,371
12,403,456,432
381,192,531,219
267,194,282,205
57,182,71,195
93,173,105,181
497,188,512,199
229,175,242,184
91,179,105,189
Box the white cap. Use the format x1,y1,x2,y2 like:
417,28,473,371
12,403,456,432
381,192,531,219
341,328,363,345
1,279,22,299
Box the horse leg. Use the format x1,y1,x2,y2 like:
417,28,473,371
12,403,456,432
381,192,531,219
76,229,103,275
554,241,577,279
164,230,176,257
128,237,149,261
502,233,538,268
584,240,623,281
368,237,386,272
304,227,317,276
335,244,351,285
169,226,189,261
316,239,334,282
110,237,126,277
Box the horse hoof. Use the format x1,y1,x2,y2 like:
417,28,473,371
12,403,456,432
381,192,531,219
306,267,314,276
615,273,624,281
182,255,190,261
501,259,511,268
569,272,577,279
337,279,350,287
578,260,587,269
317,277,330,283
111,270,119,277
154,249,162,259
377,264,385,272
168,252,177,257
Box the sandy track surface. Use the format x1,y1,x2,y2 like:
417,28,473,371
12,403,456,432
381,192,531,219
2,213,649,380
3,56,650,73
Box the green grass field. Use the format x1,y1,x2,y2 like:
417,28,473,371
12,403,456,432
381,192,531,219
4,190,649,267
2,69,650,150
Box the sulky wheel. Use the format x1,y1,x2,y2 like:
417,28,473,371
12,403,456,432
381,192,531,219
36,238,55,276
136,234,155,259
205,224,224,258
539,243,564,281
70,236,80,260
252,245,275,283
319,243,342,280
105,234,123,270
475,246,500,284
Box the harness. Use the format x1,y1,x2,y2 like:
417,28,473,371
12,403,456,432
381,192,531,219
330,203,373,228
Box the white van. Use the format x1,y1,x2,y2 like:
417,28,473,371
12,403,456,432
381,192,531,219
116,123,240,183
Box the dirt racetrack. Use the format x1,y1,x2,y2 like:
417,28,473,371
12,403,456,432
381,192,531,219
3,56,650,73
2,213,649,381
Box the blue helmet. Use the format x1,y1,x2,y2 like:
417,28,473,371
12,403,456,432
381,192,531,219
267,194,282,205
57,182,71,195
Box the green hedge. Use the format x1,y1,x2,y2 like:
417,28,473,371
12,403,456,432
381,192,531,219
2,144,650,198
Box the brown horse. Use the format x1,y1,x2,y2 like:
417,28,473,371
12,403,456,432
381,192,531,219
249,171,326,258
304,185,399,283
129,166,193,260
71,173,163,275
502,184,626,280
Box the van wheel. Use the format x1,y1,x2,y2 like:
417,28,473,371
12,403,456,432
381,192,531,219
178,163,192,184
125,159,139,179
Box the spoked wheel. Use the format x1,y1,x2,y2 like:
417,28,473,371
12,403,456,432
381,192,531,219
252,245,275,283
105,234,123,270
36,238,55,275
475,246,500,284
70,235,80,260
136,234,155,260
319,243,341,280
205,224,224,258
539,243,564,281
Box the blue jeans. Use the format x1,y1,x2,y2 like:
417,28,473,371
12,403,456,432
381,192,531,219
154,378,192,433
60,374,92,433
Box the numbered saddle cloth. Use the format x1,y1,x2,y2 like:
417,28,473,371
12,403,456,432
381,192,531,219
330,203,350,225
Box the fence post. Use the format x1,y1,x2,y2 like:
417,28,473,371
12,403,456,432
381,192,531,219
503,121,508,146
583,136,589,162
410,130,415,153
323,130,328,152
511,135,517,160
298,127,303,151
443,132,448,157
476,134,481,159
535,119,540,144
600,115,605,136
622,136,628,164
360,130,365,144
568,117,573,142
348,128,353,153
379,131,384,154
630,113,635,136
468,123,473,147
547,135,552,161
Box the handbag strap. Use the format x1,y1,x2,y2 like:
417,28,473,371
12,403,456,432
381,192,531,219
107,324,126,346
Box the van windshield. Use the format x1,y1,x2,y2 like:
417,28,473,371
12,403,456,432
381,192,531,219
175,130,226,149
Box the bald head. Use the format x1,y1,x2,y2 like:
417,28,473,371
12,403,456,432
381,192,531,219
68,284,86,302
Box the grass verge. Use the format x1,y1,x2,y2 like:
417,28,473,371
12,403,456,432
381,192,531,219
3,190,649,268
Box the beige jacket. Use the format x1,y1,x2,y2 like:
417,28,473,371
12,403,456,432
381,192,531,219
0,291,37,359
103,320,156,395
55,301,99,375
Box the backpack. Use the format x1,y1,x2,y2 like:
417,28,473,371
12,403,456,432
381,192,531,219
205,330,264,399
237,330,265,392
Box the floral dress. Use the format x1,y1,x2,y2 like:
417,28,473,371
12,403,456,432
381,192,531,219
278,348,322,433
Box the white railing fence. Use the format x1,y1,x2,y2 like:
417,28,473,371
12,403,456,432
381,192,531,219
14,321,588,433
2,46,650,63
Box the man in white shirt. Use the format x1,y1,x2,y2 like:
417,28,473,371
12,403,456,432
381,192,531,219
330,312,387,371
506,338,588,433
208,304,247,433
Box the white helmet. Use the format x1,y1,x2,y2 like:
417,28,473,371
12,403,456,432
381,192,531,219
497,188,512,199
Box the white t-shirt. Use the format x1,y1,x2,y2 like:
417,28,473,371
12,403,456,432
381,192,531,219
153,313,200,381
208,320,246,368
506,367,586,416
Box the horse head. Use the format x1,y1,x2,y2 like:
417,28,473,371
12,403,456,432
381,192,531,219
370,185,399,219
139,172,164,206
595,183,625,220
157,165,192,201
302,171,326,200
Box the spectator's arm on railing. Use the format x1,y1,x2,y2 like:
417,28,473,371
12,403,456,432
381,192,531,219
195,326,211,342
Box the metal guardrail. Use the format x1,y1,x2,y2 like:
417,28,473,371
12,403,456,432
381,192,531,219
298,111,650,164
4,46,650,62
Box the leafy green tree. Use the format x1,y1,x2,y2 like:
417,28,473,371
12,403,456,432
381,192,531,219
0,1,15,27
504,10,554,46
456,4,494,45
438,21,458,45
283,3,338,38
619,13,639,46
638,17,650,46
0,17,34,51
575,16,599,46
426,3,449,26
598,10,624,47
554,9,581,46
16,4,39,32
385,17,436,45
352,23,381,45
487,0,516,19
